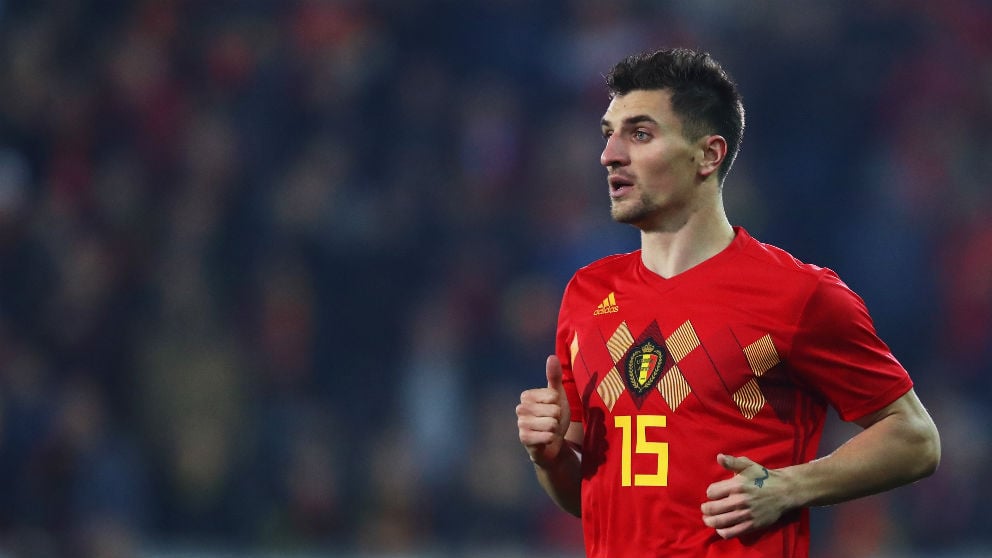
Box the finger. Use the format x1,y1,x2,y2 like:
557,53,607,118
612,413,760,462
705,477,741,500
546,355,564,391
717,453,755,474
701,492,747,515
516,401,563,421
716,520,754,540
519,428,559,447
520,388,565,406
702,506,751,529
517,414,562,434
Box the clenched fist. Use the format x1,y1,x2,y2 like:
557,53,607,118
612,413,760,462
516,355,571,467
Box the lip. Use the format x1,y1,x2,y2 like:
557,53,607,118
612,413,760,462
608,174,634,198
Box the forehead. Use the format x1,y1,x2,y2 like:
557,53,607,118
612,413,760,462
601,89,676,126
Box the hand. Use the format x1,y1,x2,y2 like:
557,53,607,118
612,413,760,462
701,454,791,539
516,355,571,468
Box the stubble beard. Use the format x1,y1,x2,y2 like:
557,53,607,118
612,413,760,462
610,192,656,226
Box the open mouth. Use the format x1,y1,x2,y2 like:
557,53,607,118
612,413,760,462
608,175,634,198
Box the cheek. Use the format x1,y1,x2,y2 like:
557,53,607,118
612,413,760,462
657,150,697,181
640,154,681,185
632,141,695,184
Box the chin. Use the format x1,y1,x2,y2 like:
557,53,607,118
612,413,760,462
610,205,645,225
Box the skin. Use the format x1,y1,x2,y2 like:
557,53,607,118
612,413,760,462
516,89,941,536
601,89,736,279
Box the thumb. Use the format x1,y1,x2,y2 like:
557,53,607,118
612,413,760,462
546,355,564,392
717,453,756,474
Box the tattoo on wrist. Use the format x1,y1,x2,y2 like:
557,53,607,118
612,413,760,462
754,467,770,488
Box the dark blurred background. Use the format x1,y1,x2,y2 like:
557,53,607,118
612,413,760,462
0,0,989,557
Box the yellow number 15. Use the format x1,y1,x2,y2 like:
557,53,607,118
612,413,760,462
615,414,669,487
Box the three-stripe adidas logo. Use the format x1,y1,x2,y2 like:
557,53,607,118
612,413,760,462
593,292,620,315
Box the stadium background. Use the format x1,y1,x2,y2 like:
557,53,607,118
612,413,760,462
0,0,990,557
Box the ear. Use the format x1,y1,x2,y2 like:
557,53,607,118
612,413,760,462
697,135,727,179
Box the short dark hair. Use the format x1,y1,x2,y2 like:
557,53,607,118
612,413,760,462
606,48,745,182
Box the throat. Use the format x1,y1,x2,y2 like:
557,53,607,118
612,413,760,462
639,222,735,279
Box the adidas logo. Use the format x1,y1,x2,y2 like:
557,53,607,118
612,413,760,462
593,292,620,315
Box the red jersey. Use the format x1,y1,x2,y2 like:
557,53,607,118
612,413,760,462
556,227,912,558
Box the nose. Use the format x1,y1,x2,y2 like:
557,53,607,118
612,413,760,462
600,134,629,169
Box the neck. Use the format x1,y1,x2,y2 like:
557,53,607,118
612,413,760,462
638,194,734,279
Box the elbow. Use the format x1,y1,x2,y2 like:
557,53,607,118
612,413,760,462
912,416,941,480
921,425,941,478
895,391,941,481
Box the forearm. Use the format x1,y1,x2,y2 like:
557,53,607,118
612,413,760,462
783,402,940,508
534,442,583,517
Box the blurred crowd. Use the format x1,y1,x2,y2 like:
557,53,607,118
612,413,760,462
0,0,990,557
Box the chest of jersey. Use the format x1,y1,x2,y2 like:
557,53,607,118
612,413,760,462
565,274,808,427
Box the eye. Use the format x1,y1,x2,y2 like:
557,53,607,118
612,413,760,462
633,130,651,141
602,129,613,141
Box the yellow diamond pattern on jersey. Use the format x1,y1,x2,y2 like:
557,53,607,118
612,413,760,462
744,334,780,377
597,367,626,411
595,320,703,412
732,334,782,419
665,320,700,362
733,377,765,420
606,322,634,364
592,321,783,418
657,364,691,411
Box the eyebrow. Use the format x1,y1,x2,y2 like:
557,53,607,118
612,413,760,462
600,114,659,128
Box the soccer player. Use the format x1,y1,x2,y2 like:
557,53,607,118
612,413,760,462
516,48,940,557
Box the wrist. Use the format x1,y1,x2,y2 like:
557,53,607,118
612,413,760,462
532,441,579,470
530,444,563,469
777,464,810,510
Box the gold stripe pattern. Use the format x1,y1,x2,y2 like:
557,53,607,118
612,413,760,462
570,334,580,367
657,364,691,411
606,322,634,364
665,321,700,362
744,334,779,377
733,378,766,420
597,367,625,411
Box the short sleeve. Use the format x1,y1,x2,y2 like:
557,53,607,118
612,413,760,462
556,280,585,423
789,270,913,422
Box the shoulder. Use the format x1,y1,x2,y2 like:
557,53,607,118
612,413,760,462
569,250,640,282
560,251,639,309
738,230,871,330
734,228,834,287
738,229,824,273
582,250,640,271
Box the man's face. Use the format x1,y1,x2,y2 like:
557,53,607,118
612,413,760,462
599,89,702,229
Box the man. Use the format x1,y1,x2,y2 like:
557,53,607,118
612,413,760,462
516,48,940,557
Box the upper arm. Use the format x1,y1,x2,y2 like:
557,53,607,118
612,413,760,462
853,388,936,432
852,388,940,472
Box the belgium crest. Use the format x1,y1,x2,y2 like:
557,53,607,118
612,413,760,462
625,337,667,395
